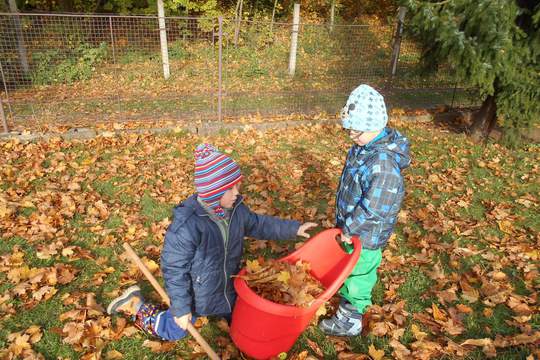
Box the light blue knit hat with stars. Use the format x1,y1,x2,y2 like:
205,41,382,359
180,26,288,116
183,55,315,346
341,84,388,132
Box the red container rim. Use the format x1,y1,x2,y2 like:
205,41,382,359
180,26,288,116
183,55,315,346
233,233,360,317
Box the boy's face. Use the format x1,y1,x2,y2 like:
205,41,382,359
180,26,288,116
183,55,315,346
220,182,241,209
348,129,381,146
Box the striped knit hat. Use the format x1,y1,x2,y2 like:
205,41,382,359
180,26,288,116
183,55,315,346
194,144,243,217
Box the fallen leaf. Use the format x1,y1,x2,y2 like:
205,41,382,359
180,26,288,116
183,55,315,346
411,324,428,341
456,304,473,314
432,303,447,322
368,344,385,360
277,270,291,284
389,339,411,360
306,338,323,357
106,350,123,359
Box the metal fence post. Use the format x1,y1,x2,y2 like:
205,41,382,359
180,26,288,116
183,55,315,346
329,0,335,33
109,16,116,63
218,16,223,122
0,61,13,118
157,0,170,79
288,3,300,77
8,0,29,74
390,7,407,79
0,93,8,133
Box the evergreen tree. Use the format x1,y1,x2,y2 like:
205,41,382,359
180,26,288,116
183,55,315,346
402,0,540,144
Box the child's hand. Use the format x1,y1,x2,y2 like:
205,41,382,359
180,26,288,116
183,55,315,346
174,313,192,330
297,222,318,238
339,233,352,244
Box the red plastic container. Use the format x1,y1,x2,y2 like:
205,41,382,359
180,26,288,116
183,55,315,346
230,228,361,359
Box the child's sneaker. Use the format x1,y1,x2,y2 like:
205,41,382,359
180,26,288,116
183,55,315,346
318,300,362,336
107,285,143,316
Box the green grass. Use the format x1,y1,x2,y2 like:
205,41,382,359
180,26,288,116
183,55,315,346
397,267,435,313
0,122,537,359
104,214,124,230
464,304,519,338
140,192,173,225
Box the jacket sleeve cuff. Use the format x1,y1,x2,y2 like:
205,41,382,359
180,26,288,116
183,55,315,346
290,220,301,239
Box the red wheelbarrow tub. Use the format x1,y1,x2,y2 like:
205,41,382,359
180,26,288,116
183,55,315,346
230,228,361,359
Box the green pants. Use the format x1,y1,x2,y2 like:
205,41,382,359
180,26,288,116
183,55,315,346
339,247,382,314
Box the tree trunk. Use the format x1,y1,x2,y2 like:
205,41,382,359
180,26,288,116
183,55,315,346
469,95,497,142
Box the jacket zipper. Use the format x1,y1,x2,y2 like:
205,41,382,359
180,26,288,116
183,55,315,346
199,198,243,313
223,199,241,313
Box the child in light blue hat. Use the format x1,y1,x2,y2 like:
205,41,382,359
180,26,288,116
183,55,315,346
319,84,411,336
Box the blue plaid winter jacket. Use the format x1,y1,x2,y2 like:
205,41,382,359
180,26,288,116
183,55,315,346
336,128,410,250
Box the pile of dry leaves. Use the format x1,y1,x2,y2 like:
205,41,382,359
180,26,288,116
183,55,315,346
239,258,325,307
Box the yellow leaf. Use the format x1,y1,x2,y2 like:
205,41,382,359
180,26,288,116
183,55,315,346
411,324,428,341
432,303,447,322
142,258,159,273
277,271,291,284
21,200,34,208
62,247,75,257
368,344,385,360
106,350,124,359
497,220,513,234
315,304,327,317
246,259,261,273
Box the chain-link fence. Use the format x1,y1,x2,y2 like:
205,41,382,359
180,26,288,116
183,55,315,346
0,12,480,132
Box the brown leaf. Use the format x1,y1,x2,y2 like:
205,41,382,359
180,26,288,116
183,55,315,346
389,339,411,360
371,322,389,337
62,322,85,345
461,338,492,347
442,319,465,336
306,338,324,357
435,289,458,304
194,316,209,328
249,239,268,252
25,325,42,344
86,293,105,314
459,279,479,303
216,318,230,333
142,340,176,353
328,337,349,352
7,332,31,356
455,304,473,314
112,318,127,340
337,352,369,360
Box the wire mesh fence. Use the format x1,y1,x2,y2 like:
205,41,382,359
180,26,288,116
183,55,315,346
0,12,480,132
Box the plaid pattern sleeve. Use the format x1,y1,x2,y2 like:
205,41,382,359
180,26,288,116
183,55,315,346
343,156,405,249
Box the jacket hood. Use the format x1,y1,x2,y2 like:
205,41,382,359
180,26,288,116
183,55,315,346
366,128,410,170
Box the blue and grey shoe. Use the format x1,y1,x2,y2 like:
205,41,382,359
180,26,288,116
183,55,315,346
107,285,143,315
318,300,362,336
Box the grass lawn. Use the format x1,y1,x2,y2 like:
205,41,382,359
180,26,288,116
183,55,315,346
0,119,538,359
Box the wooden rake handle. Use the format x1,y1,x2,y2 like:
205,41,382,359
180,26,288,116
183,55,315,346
122,243,220,360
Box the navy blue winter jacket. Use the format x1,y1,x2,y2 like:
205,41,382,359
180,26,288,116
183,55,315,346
160,194,300,317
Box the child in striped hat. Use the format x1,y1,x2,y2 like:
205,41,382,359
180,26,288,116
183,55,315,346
108,144,317,341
